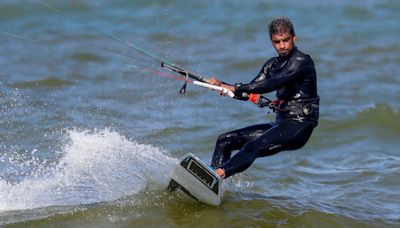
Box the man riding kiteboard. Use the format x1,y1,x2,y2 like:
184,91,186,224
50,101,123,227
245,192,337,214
208,17,319,179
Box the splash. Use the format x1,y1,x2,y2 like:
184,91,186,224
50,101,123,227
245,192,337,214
0,129,177,211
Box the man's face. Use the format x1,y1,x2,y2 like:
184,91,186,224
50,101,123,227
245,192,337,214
270,32,296,57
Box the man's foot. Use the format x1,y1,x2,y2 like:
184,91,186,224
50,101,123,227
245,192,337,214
215,168,226,179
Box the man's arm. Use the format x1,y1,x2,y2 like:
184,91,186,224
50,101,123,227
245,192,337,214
236,59,304,94
207,77,236,93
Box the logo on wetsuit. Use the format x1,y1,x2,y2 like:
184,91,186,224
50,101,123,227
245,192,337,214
269,144,282,150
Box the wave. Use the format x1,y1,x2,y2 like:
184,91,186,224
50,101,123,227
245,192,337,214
13,76,74,89
321,103,400,135
70,52,107,63
213,192,390,227
0,128,177,213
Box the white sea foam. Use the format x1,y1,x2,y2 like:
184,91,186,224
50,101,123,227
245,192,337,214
0,128,177,211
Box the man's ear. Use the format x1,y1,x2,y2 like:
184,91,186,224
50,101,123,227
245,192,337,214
293,34,297,42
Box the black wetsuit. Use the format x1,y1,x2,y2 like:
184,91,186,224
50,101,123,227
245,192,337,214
211,47,319,178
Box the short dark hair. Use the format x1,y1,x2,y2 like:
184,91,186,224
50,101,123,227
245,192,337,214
268,17,295,38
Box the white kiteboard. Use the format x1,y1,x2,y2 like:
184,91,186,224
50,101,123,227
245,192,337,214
167,153,223,206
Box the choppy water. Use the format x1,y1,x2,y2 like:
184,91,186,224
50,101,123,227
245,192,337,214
1,0,399,227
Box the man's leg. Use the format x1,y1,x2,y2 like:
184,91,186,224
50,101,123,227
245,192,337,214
220,120,314,178
211,124,273,169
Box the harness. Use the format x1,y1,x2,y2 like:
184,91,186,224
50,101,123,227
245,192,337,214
251,94,320,122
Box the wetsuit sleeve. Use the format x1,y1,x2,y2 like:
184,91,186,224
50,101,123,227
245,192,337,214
235,56,313,94
232,59,274,100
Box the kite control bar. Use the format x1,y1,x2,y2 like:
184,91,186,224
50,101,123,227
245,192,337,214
192,81,235,98
161,62,234,97
161,62,206,83
162,62,275,108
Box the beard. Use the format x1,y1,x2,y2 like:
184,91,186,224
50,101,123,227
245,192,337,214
278,50,290,57
278,46,295,57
